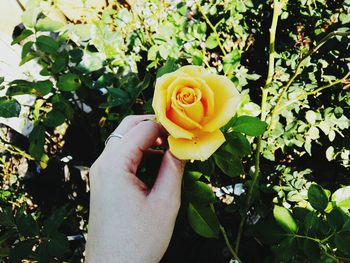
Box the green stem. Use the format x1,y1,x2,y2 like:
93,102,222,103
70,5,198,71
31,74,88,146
234,0,282,254
220,224,243,263
196,2,227,56
275,70,350,114
268,30,350,130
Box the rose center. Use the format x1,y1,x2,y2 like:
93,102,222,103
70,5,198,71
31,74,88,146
176,87,200,106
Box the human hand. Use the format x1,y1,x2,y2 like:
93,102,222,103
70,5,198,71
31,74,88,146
85,115,185,263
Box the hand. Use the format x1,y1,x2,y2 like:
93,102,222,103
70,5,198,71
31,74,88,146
85,115,185,263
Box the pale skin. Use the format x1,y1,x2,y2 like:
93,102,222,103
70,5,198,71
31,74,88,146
85,115,185,263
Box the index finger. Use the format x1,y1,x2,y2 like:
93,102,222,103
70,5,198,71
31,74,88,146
106,120,162,174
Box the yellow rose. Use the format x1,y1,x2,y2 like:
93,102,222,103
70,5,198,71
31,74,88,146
152,65,241,161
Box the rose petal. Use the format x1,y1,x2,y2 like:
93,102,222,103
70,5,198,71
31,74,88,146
166,76,201,111
202,74,241,132
176,65,207,78
168,130,225,161
167,102,202,130
152,74,194,139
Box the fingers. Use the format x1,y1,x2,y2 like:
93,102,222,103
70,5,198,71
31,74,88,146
149,151,185,203
104,115,154,147
115,120,162,174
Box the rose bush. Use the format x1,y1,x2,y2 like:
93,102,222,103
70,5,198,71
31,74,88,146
152,65,241,161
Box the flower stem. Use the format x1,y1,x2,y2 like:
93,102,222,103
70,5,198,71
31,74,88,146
268,30,350,130
234,0,283,254
219,224,243,263
196,1,227,56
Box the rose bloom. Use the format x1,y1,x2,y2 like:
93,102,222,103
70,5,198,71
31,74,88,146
152,65,241,161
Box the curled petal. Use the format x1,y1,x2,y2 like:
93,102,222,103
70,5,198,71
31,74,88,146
152,74,193,139
202,74,241,132
168,130,225,161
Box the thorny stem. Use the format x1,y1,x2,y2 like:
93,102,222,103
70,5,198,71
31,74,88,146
196,2,227,56
268,30,350,130
234,0,283,254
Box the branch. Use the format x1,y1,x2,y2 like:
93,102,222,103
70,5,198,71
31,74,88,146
196,2,227,56
276,70,350,113
268,30,350,130
235,0,283,254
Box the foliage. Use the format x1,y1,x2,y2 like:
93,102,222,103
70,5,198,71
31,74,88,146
0,0,349,262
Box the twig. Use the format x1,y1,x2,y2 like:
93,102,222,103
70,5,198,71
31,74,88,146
220,224,242,263
268,30,350,130
276,70,350,114
196,2,227,56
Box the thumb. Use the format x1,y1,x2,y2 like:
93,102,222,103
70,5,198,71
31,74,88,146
150,151,185,204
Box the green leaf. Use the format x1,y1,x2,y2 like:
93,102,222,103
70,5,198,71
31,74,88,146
29,124,45,160
52,54,68,74
21,7,40,29
48,232,69,256
11,29,33,45
327,207,347,230
36,241,50,263
0,229,17,245
156,58,178,78
43,109,66,128
36,35,59,54
308,184,329,211
223,49,240,75
43,207,67,236
57,73,81,91
35,80,53,96
205,34,218,49
187,203,219,238
9,239,36,263
185,180,216,205
0,77,4,85
273,205,298,233
335,230,350,255
332,186,350,211
35,17,64,32
271,237,297,261
223,132,251,157
0,97,21,118
0,207,14,226
21,41,34,59
232,116,267,136
213,150,243,177
15,210,39,237
7,80,33,96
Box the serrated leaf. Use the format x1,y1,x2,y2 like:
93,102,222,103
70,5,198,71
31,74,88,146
187,203,219,238
273,205,298,233
232,116,267,136
308,184,328,211
0,97,21,118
